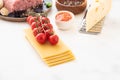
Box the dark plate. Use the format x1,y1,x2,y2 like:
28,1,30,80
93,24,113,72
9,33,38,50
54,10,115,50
0,0,52,22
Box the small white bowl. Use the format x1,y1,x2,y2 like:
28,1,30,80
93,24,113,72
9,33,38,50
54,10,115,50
55,11,75,30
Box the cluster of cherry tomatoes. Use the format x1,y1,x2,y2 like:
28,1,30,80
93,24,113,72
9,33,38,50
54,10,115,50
27,16,59,45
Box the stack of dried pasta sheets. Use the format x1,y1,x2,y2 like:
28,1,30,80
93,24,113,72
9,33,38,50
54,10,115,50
25,28,75,67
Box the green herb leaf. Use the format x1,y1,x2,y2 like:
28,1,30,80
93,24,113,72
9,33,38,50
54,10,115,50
46,2,52,8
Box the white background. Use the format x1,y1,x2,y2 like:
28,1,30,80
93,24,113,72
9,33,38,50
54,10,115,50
0,0,120,80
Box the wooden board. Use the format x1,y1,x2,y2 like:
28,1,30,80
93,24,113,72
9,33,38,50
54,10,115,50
0,0,52,22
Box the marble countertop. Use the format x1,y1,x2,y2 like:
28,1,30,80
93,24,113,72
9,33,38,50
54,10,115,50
0,0,120,80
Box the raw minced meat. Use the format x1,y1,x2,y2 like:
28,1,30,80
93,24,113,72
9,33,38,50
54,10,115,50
3,0,43,12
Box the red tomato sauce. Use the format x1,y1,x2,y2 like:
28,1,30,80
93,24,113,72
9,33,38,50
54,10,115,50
56,12,72,21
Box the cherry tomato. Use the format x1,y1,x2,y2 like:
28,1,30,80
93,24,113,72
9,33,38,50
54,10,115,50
36,33,46,44
31,22,37,30
43,23,53,30
46,23,53,29
31,22,38,30
38,16,50,24
33,28,39,36
38,23,42,27
29,17,37,25
49,35,59,45
38,27,44,33
43,24,49,30
26,16,33,23
45,29,54,39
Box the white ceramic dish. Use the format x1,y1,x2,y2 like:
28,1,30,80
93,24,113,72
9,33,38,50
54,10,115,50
55,11,75,30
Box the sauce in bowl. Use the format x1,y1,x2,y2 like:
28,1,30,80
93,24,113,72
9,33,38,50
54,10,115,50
55,11,75,30
56,12,72,21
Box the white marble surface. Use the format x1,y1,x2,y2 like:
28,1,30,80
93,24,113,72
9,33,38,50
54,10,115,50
0,0,120,80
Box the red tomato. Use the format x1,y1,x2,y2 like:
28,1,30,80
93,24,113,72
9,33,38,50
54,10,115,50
47,23,53,29
43,17,50,23
29,17,37,25
38,23,42,27
43,24,49,30
26,16,33,23
36,33,46,44
49,35,59,45
31,22,38,30
33,28,39,36
44,23,53,30
38,16,50,24
38,27,44,33
45,29,54,39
